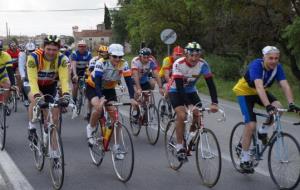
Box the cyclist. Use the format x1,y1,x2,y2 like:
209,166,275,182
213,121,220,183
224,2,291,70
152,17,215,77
159,45,184,83
6,41,20,93
27,35,70,146
70,40,92,104
0,40,14,109
85,45,109,121
131,47,164,97
232,46,300,173
18,42,36,107
85,43,138,159
168,42,219,162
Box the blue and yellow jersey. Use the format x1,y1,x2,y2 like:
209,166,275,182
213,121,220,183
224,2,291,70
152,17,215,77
70,50,92,69
233,59,286,96
27,49,70,95
0,51,12,81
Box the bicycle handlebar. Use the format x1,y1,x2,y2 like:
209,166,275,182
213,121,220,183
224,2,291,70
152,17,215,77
105,102,132,106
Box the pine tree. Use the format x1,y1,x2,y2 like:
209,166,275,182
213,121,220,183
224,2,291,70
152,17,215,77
104,4,112,30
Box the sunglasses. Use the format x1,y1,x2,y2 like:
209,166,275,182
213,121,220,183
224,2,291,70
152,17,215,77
112,55,123,59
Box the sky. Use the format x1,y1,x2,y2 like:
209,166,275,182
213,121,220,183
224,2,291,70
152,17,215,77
0,0,118,36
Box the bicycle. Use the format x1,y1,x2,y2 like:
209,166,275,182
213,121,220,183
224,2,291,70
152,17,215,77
229,108,300,190
158,93,173,133
88,102,134,182
164,103,225,187
29,94,77,190
0,88,10,151
76,76,86,115
129,90,160,145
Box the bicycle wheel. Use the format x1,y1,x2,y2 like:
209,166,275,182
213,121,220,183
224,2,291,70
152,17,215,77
111,123,134,182
129,105,141,136
196,128,221,187
146,104,160,145
268,132,300,190
13,91,17,112
76,90,83,115
0,105,6,150
229,122,245,172
158,98,172,132
164,119,183,170
89,125,105,166
33,121,45,171
49,126,64,190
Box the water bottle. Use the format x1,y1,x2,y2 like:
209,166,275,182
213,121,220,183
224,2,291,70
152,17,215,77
258,124,269,145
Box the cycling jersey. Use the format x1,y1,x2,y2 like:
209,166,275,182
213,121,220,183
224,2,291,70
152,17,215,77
159,56,174,78
88,56,108,72
168,57,212,93
6,48,20,68
70,50,92,69
233,59,286,96
131,56,158,84
27,49,69,95
18,51,27,79
0,51,11,82
86,59,131,89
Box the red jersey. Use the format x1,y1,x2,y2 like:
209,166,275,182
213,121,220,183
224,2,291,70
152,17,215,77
6,48,20,68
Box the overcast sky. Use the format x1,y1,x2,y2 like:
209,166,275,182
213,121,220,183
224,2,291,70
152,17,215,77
0,0,118,36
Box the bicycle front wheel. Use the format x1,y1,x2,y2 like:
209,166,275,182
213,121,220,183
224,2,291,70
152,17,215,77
13,91,17,112
0,105,6,150
164,119,183,170
89,126,105,166
146,104,160,145
49,126,64,190
129,105,141,136
158,98,172,133
33,121,45,171
196,128,221,187
268,132,300,190
229,122,245,172
111,123,134,182
76,91,83,115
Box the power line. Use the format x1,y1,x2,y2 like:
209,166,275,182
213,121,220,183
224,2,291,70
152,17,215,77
0,7,121,13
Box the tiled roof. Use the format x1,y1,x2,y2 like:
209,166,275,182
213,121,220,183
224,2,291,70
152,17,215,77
74,30,112,38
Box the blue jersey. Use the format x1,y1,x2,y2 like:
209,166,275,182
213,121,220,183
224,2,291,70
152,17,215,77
70,50,92,69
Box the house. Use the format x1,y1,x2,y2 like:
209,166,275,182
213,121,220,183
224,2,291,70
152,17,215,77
72,24,112,50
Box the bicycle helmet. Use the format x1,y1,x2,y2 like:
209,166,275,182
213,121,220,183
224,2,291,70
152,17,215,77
108,44,124,56
19,43,26,51
8,41,17,49
25,42,36,52
43,35,61,47
173,45,184,55
262,46,280,55
98,45,108,52
139,47,152,56
184,42,202,54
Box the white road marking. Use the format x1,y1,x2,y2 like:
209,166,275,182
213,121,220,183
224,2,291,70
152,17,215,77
0,150,34,190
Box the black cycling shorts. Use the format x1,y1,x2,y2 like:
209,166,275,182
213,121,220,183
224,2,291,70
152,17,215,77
168,91,201,109
86,85,117,102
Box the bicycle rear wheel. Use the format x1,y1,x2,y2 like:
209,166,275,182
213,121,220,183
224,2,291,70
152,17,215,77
146,104,160,145
33,121,45,171
49,126,64,190
158,98,173,133
89,125,105,166
111,123,134,182
268,132,300,190
164,119,183,170
129,105,141,136
196,128,221,187
0,105,6,150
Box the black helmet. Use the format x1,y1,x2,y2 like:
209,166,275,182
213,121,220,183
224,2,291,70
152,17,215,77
139,47,152,56
44,35,61,47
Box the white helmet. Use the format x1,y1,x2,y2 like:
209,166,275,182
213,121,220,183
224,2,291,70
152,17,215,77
25,42,36,51
108,44,124,56
77,40,87,47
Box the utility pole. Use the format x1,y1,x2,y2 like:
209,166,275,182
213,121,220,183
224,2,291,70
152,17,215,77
6,22,9,40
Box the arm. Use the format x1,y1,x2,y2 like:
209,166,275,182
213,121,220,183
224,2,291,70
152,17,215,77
18,53,26,79
254,79,271,106
71,60,77,76
205,76,218,104
279,80,294,104
132,69,141,91
153,70,163,88
6,66,15,86
124,76,135,99
27,56,39,95
58,59,70,95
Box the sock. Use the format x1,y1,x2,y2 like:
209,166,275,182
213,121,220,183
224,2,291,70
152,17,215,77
241,150,250,162
28,122,37,130
176,143,184,151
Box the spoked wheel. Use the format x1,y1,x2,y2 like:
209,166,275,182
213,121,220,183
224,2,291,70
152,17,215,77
76,91,83,115
158,98,173,133
196,128,221,187
0,105,6,150
268,132,300,190
33,121,45,171
49,126,64,190
164,119,183,170
111,123,134,182
129,105,141,136
89,126,105,166
146,104,160,145
13,91,17,112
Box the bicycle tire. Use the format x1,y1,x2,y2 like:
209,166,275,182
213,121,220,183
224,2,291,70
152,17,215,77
158,98,172,133
196,128,221,187
76,90,83,115
268,132,300,190
0,105,6,150
146,104,160,145
111,123,134,182
129,105,141,136
229,122,245,172
14,91,17,112
49,126,65,190
164,119,183,170
33,120,45,171
89,125,105,166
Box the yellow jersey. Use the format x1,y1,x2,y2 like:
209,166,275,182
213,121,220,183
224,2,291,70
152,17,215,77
0,51,12,81
159,56,174,78
27,49,70,95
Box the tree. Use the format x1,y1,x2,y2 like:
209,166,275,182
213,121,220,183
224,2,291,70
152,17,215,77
104,4,112,30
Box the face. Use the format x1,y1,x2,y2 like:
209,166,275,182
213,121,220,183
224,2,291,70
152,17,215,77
44,44,59,61
263,52,280,70
172,53,182,61
140,55,150,64
186,52,201,65
78,45,87,54
99,51,109,59
110,54,123,65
